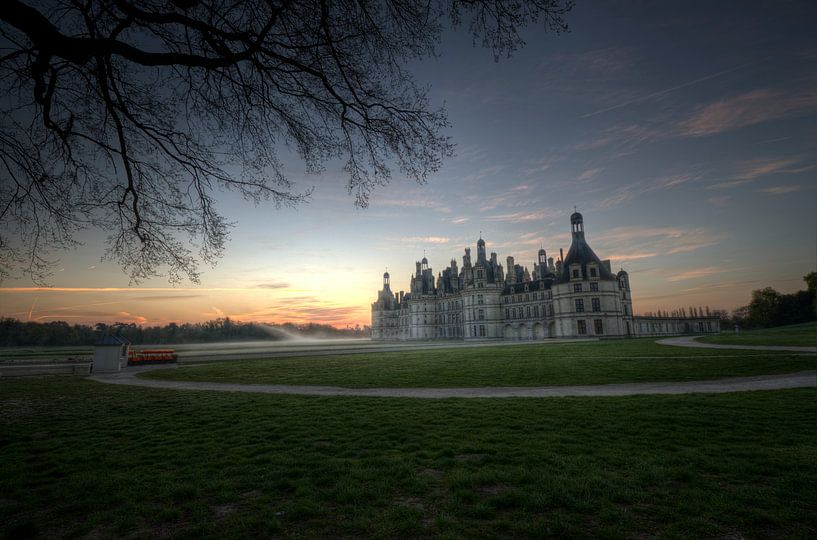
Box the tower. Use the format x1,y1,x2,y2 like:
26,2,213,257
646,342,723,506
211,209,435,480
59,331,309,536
571,210,584,239
506,256,516,284
477,235,487,263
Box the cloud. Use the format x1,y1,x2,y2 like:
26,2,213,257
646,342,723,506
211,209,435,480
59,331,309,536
604,252,659,262
374,197,452,214
708,157,813,190
577,168,604,182
592,226,725,265
116,311,148,325
667,266,729,282
254,282,290,290
394,236,450,245
678,88,817,137
485,209,564,223
134,294,202,301
581,62,754,118
450,217,470,224
598,173,699,209
759,185,804,195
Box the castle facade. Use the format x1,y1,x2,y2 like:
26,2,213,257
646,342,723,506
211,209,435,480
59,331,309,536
371,212,719,340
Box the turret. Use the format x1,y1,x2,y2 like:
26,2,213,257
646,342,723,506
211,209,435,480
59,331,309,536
506,256,516,284
383,271,391,290
538,248,547,265
571,211,585,240
617,269,630,291
477,236,487,263
463,247,472,268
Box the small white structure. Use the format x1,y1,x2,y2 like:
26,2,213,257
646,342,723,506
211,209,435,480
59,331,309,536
92,335,130,373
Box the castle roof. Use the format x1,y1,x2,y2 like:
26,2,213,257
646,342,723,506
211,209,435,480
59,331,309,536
501,279,553,295
558,213,616,283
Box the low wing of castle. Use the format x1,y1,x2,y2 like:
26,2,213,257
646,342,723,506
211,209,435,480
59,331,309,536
371,212,720,340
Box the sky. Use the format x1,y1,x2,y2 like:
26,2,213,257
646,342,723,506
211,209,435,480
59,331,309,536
1,0,815,328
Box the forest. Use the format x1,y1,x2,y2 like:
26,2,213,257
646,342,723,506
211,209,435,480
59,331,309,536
0,318,370,347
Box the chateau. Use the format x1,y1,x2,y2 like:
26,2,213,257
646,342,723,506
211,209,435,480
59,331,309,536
371,212,719,340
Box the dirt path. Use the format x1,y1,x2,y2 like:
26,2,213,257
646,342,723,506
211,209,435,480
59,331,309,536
91,367,816,399
657,335,816,353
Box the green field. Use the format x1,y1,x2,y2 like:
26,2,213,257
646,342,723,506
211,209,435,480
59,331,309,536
698,322,816,347
143,340,815,388
1,377,815,538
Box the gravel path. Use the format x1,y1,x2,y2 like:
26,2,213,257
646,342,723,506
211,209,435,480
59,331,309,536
657,335,817,353
91,366,816,399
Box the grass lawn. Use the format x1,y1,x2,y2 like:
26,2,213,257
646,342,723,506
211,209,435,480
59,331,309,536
1,377,815,538
699,322,816,347
142,339,815,388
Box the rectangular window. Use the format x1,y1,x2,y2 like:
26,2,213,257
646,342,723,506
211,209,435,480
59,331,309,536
594,319,604,334
590,282,599,292
505,309,510,319
577,320,587,335
526,306,531,318
575,299,585,312
592,298,601,312
479,325,486,337
478,309,484,321
590,267,597,277
534,306,539,317
574,283,582,293
572,269,580,279
548,304,553,316
477,295,484,305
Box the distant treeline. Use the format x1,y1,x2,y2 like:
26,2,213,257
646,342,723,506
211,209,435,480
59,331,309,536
727,272,816,329
0,318,371,347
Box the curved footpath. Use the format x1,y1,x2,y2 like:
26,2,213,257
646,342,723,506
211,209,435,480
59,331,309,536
91,367,816,398
91,334,817,398
657,335,817,353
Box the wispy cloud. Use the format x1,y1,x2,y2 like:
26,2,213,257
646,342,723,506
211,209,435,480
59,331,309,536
598,173,699,208
450,217,470,224
255,282,291,289
667,266,729,282
134,294,202,301
375,197,452,214
581,62,754,118
759,185,804,195
592,226,725,265
485,210,561,223
708,157,813,190
678,88,817,137
393,236,451,244
577,168,604,182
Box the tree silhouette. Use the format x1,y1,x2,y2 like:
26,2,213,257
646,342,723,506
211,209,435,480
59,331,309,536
0,0,572,283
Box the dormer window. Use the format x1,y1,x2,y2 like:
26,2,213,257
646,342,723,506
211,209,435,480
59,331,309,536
589,267,597,278
572,269,580,279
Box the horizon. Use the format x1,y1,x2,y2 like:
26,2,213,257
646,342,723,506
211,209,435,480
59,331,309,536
1,0,815,328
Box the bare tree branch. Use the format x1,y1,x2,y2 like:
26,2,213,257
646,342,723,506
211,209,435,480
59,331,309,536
0,0,572,283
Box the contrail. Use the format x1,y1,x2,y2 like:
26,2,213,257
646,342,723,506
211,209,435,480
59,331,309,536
580,61,756,119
